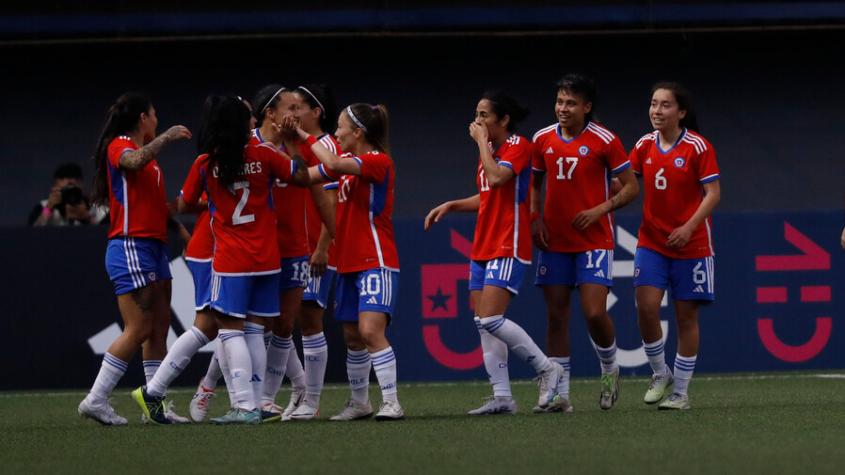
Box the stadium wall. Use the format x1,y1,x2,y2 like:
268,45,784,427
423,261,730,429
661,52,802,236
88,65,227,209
2,211,842,390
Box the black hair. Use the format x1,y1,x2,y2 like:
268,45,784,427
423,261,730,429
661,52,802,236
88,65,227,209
197,95,225,154
651,81,700,133
481,90,530,133
251,84,286,127
54,162,83,181
202,94,252,189
91,92,153,205
345,103,390,154
296,83,337,134
556,73,598,122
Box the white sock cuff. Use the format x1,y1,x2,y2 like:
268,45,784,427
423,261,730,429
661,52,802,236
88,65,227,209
189,326,210,346
103,352,129,373
303,332,328,354
644,339,665,355
675,354,697,371
479,315,506,333
143,360,161,370
243,321,264,335
219,329,244,342
594,340,617,359
370,347,396,369
347,349,370,365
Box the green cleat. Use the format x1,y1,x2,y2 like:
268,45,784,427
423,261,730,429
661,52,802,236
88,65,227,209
644,371,674,405
599,368,620,410
658,393,690,410
210,408,261,425
130,386,170,425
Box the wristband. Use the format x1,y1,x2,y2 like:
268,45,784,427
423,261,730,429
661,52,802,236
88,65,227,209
42,206,52,217
305,135,318,147
530,211,541,223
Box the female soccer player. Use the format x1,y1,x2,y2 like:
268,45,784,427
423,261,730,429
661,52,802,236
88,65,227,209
290,103,404,421
629,82,720,410
530,74,639,412
425,91,566,415
156,95,307,425
78,92,191,425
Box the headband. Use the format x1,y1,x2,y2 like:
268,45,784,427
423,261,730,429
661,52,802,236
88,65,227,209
260,87,286,114
346,106,368,133
297,86,326,118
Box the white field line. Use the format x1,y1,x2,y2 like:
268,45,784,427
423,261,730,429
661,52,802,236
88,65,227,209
1,372,843,399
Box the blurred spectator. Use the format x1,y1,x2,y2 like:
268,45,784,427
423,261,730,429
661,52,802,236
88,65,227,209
28,163,107,226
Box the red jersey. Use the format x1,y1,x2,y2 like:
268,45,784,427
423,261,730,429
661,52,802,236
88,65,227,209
472,135,533,263
180,145,298,275
532,122,630,252
185,192,213,262
300,134,341,252
629,129,720,259
319,151,399,273
106,136,169,241
322,181,340,269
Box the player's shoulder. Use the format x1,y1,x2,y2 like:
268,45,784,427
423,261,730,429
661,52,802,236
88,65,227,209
584,121,617,145
634,131,657,150
505,134,530,150
318,134,339,154
532,123,558,143
109,135,136,149
680,129,712,155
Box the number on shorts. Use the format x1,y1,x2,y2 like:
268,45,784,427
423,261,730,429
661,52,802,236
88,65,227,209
585,250,607,269
292,261,311,283
359,274,382,296
692,262,707,284
654,168,668,190
231,181,255,225
555,157,578,180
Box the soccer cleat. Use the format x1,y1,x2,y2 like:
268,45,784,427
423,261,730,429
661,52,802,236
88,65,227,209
374,400,405,421
188,385,216,422
280,387,305,422
210,408,262,425
329,400,374,421
78,398,128,426
658,392,690,410
599,368,620,410
535,373,549,408
533,394,574,414
164,400,190,424
644,371,674,405
131,386,171,425
467,396,517,416
537,362,565,407
290,399,320,420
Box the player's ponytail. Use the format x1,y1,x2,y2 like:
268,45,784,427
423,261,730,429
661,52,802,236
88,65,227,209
296,84,337,134
346,103,390,154
481,90,530,133
91,92,152,206
556,73,598,123
651,81,700,133
202,94,252,190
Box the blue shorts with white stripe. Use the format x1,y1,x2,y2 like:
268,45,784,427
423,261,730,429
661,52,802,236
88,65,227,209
334,268,399,323
105,237,172,295
468,257,526,295
633,247,715,302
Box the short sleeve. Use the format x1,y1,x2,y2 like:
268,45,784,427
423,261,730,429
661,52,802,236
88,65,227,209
358,152,391,184
606,137,631,175
180,156,207,206
107,137,136,170
629,145,644,175
531,139,547,174
497,138,531,175
696,141,720,184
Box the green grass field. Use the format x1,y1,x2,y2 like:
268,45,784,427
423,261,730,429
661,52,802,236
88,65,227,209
2,373,844,474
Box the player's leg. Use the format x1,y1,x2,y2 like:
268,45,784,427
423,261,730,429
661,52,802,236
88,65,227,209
634,248,673,404
330,272,374,421
247,272,282,421
291,301,328,420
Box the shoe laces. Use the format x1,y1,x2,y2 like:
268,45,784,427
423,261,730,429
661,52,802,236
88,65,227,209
600,373,614,395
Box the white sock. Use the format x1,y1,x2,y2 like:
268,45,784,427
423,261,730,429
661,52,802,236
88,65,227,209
148,327,209,398
673,354,697,396
593,339,619,374
370,347,398,404
244,322,267,410
201,347,223,390
214,343,236,408
218,329,254,410
88,352,128,404
262,333,292,405
142,360,161,385
550,357,571,399
287,345,306,390
479,315,550,374
302,332,328,405
643,339,668,376
346,349,371,404
263,330,272,348
475,317,511,398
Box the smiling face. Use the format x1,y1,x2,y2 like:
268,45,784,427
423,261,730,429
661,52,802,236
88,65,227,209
650,88,687,133
294,91,321,132
475,99,509,142
335,111,362,153
555,89,591,131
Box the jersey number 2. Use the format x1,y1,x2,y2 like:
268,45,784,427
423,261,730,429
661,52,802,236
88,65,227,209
232,181,255,225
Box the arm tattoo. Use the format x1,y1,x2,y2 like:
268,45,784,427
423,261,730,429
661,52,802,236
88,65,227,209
119,134,170,170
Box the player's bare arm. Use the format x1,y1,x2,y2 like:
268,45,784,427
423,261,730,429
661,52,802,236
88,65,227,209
119,125,191,170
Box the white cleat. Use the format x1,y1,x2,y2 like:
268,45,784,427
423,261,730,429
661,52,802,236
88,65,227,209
537,362,565,407
374,400,404,421
78,398,128,426
188,385,216,422
533,394,574,414
281,387,305,422
658,392,691,410
644,371,674,405
289,399,319,421
330,400,374,421
467,396,517,415
165,400,191,424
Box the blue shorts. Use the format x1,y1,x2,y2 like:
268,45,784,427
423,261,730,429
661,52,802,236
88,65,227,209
335,268,399,322
535,249,614,288
186,259,212,310
468,257,527,295
633,247,715,302
280,256,310,290
210,272,281,318
303,267,337,309
105,237,172,295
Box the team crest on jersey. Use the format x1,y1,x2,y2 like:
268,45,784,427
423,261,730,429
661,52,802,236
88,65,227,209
579,145,590,156
674,157,686,168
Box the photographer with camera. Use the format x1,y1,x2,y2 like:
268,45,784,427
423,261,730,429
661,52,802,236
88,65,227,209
28,162,106,226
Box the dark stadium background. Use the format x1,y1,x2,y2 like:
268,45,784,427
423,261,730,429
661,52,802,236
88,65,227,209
1,1,843,389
